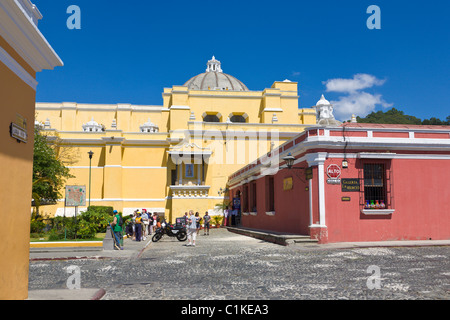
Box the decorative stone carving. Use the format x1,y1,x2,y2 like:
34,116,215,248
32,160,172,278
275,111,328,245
82,117,104,132
140,118,159,133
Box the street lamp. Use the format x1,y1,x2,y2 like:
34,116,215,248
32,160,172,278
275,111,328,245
282,153,296,169
282,153,307,170
88,150,94,209
282,153,308,184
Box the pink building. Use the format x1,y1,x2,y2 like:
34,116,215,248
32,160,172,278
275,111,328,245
227,123,450,244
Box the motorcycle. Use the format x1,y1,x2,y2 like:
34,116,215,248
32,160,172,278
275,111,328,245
152,220,187,242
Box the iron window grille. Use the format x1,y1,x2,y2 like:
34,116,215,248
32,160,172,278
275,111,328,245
360,162,394,210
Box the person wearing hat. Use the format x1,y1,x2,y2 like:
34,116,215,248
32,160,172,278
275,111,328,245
135,211,143,242
112,210,123,249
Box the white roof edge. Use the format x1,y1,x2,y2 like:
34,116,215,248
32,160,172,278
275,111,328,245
0,0,63,72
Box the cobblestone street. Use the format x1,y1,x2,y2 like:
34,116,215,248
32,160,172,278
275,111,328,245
28,229,450,300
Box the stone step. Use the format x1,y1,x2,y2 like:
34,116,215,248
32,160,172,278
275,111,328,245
225,227,317,246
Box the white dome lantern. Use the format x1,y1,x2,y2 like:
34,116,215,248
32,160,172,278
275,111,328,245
206,56,223,73
184,56,249,91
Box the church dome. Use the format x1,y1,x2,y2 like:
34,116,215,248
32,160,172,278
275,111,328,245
184,56,249,91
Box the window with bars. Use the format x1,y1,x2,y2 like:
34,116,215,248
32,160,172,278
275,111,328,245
363,163,387,208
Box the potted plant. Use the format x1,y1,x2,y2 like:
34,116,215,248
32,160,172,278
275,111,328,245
212,215,223,228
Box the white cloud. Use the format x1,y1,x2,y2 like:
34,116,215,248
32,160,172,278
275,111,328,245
323,74,392,120
324,73,385,93
331,92,393,121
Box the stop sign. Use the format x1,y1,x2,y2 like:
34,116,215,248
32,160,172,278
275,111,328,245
326,164,341,179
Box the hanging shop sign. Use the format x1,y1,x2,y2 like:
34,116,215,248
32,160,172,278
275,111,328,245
305,167,313,180
341,179,361,192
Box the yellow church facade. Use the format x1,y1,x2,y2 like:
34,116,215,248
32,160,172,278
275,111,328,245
35,57,316,221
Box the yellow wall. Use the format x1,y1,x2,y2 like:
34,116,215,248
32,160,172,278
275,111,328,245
0,42,37,300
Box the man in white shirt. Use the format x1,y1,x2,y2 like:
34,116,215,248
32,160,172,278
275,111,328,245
186,210,198,247
141,209,149,240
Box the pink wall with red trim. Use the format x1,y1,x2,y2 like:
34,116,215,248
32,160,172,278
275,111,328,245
232,162,311,235
231,156,450,243
228,124,450,244
322,157,450,243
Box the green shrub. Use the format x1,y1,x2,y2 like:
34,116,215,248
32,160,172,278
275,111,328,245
30,232,46,239
82,206,115,232
30,218,46,233
30,206,118,240
47,228,65,241
87,206,114,216
76,219,97,239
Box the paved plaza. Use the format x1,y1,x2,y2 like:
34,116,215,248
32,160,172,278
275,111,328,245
28,228,450,300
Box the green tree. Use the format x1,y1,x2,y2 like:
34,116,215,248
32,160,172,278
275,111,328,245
32,127,74,216
357,108,422,125
422,117,445,125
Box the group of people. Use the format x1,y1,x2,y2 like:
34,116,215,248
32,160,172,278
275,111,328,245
183,210,211,247
112,209,215,247
129,209,160,242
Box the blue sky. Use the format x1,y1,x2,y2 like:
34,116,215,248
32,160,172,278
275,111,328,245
34,0,450,121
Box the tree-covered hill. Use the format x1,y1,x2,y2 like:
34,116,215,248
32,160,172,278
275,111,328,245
355,108,450,125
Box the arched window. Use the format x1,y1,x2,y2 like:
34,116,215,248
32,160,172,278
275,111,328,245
230,115,246,123
228,113,248,123
203,114,220,123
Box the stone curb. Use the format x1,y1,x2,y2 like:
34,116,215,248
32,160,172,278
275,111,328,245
225,226,450,249
91,288,106,300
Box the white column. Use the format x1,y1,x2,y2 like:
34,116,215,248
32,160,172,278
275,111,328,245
197,164,201,185
306,152,328,227
309,179,313,227
317,162,326,226
179,163,183,185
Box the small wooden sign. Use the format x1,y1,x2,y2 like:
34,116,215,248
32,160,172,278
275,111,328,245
342,197,351,202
